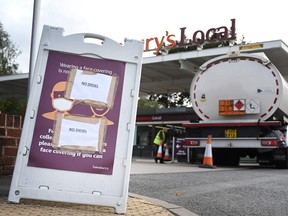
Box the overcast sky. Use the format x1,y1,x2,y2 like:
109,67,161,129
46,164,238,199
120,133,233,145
1,0,288,73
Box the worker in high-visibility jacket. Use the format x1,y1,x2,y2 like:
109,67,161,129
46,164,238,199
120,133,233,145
153,127,169,163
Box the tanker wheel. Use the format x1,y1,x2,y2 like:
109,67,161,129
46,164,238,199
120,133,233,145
223,151,240,166
212,150,225,165
275,149,288,169
213,150,240,166
275,161,288,169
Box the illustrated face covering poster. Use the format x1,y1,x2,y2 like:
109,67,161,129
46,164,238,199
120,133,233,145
27,51,125,175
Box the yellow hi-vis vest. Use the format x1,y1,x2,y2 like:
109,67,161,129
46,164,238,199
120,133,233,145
153,130,165,146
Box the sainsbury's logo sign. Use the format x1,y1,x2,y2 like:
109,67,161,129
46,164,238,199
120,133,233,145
144,19,236,55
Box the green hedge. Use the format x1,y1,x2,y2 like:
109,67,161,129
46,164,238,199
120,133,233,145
0,98,26,116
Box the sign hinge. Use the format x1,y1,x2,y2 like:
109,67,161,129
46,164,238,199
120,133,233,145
122,158,127,167
92,191,102,196
39,185,49,190
23,146,29,156
126,123,131,131
30,110,35,119
130,89,135,97
37,75,42,84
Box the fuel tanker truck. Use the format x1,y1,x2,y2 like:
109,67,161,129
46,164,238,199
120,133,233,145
184,52,288,168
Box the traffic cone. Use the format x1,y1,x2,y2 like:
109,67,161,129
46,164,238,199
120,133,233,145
156,144,163,158
164,143,171,161
199,135,216,168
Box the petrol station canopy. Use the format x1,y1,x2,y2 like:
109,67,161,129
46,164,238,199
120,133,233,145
1,40,288,99
140,40,288,95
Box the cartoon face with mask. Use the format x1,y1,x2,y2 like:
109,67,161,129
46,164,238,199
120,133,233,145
42,82,74,120
42,81,114,125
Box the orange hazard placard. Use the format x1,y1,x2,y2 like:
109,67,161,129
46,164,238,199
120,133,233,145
219,99,245,116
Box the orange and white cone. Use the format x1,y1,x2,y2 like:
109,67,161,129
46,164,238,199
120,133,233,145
199,135,216,168
164,143,171,161
156,144,163,158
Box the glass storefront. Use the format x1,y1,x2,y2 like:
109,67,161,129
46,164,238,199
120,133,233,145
133,107,198,159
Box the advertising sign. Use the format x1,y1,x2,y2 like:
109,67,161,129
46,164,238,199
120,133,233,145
174,137,187,157
8,26,143,214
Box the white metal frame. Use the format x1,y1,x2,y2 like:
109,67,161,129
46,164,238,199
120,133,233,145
8,25,143,214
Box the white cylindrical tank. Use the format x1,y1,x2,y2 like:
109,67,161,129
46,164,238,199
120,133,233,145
191,53,288,121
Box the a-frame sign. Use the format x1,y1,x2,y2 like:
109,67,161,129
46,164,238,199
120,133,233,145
8,25,143,214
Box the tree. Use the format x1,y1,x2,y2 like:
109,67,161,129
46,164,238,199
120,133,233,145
0,98,26,116
0,22,25,116
148,92,191,108
138,97,160,109
0,22,21,75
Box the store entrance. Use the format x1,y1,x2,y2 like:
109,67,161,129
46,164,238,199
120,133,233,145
133,124,185,159
133,107,198,159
